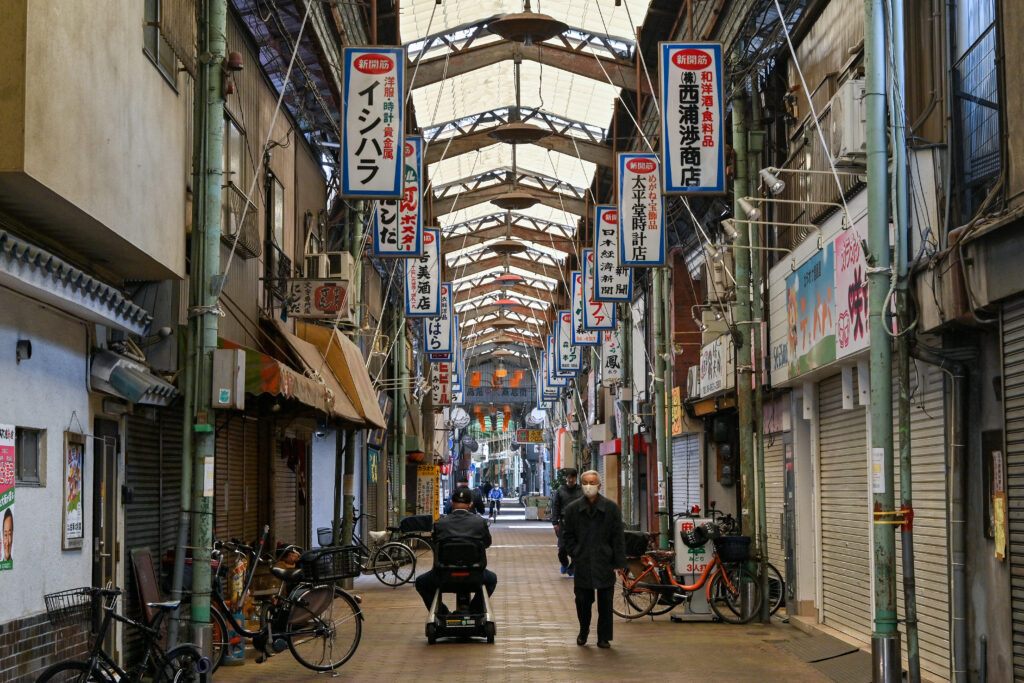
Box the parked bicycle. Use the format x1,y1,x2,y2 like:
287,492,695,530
36,586,208,682
702,503,786,617
208,527,364,672
318,509,418,586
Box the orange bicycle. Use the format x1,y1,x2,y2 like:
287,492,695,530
612,527,763,624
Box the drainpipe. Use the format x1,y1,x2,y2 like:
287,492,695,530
396,308,407,524
342,203,363,545
911,347,967,682
866,0,899,677
653,268,670,549
620,302,634,527
663,260,675,520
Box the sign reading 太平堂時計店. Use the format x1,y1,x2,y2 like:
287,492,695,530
342,47,405,199
659,43,725,195
617,153,666,267
372,135,423,256
0,424,14,570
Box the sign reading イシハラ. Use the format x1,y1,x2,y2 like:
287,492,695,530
618,153,666,266
342,47,405,198
593,205,632,302
660,43,725,194
405,228,440,316
373,135,423,256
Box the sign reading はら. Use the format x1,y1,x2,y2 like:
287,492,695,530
342,47,405,198
424,282,453,356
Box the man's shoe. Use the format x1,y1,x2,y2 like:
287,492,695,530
560,564,568,575
597,641,610,649
567,566,575,577
577,632,588,646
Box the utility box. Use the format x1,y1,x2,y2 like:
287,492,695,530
211,348,246,410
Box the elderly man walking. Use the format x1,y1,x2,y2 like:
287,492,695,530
561,469,627,649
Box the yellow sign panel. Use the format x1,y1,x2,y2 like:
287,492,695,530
671,386,683,436
416,465,440,520
515,429,544,443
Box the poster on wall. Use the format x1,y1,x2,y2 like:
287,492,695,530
416,465,440,520
617,153,666,267
0,425,13,570
834,216,870,359
405,228,440,316
785,242,836,376
341,47,405,198
659,43,725,194
63,432,85,550
593,205,633,302
372,135,423,256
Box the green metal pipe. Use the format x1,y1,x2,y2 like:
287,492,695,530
620,302,634,527
396,309,407,523
866,0,899,677
748,169,769,624
342,204,363,546
662,264,674,521
653,269,669,548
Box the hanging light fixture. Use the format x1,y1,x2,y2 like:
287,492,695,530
495,361,508,378
486,0,568,45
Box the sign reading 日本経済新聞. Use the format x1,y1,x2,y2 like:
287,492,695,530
593,205,632,302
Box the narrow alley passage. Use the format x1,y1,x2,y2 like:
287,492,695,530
216,517,832,682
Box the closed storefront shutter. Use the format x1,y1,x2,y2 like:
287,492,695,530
763,435,786,581
671,434,700,514
893,360,950,680
818,373,871,642
1003,297,1024,678
275,451,298,543
214,414,261,543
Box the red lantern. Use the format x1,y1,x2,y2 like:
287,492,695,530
439,462,452,476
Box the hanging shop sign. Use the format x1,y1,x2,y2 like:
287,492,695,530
431,359,453,406
556,311,582,373
538,370,556,409
372,135,423,256
546,340,570,387
785,242,836,377
699,334,734,397
416,465,440,520
515,429,544,444
341,47,405,198
834,215,870,360
540,356,560,399
367,394,391,449
581,250,616,331
0,424,13,571
659,43,725,194
425,282,454,356
617,153,666,267
671,386,683,436
571,273,601,345
63,432,86,550
405,228,440,316
601,328,623,385
284,280,351,320
593,205,633,302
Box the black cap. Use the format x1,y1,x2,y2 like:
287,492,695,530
451,488,474,504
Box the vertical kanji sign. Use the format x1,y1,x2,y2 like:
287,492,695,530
425,282,453,356
571,272,601,344
373,135,423,256
0,424,13,571
405,228,440,316
581,250,616,331
660,43,725,194
593,205,632,302
556,310,582,372
618,153,666,266
342,47,405,198
537,371,554,410
431,360,452,406
601,328,623,384
547,337,570,385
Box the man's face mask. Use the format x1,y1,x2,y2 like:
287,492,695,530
582,484,599,498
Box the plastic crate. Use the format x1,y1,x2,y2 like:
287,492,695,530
714,535,751,563
299,545,361,582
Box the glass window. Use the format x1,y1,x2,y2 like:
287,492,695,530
223,117,244,187
15,427,43,487
143,0,177,85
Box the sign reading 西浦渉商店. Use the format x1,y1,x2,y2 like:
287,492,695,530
581,250,616,331
593,205,632,302
660,43,725,195
618,153,666,267
342,47,405,198
372,135,423,256
0,424,14,570
405,228,440,316
424,282,453,356
570,272,601,345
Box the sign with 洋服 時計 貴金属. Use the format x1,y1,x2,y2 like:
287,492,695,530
342,47,405,198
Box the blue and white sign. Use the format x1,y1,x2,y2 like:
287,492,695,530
556,310,582,373
538,371,554,410
581,251,616,331
593,205,633,302
546,338,570,386
342,47,405,198
372,135,423,256
618,153,666,266
405,228,440,316
571,272,601,344
425,282,453,356
660,42,725,194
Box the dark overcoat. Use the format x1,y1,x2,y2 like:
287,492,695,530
561,494,627,590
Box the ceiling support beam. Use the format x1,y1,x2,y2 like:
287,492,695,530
443,225,576,253
453,282,568,308
432,183,587,217
424,129,613,167
462,329,546,348
445,254,569,283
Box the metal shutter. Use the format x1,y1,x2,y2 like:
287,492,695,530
818,372,871,642
274,449,298,544
1003,297,1024,678
763,435,786,581
892,359,950,680
671,434,700,514
214,414,260,542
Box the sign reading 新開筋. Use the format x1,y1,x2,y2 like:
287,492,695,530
601,328,622,385
581,250,616,331
547,337,570,385
0,424,14,571
425,282,453,356
618,153,666,266
431,359,452,406
593,205,632,302
342,47,405,198
556,311,582,373
284,280,350,319
571,272,601,345
405,228,440,316
373,135,423,256
660,43,725,194
834,215,870,360
785,242,836,377
515,429,544,444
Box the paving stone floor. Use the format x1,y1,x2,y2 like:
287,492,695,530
214,521,829,682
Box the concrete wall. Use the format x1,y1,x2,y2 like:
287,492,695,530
1003,0,1024,209
0,290,92,624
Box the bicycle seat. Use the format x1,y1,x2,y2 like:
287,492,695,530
646,550,675,564
270,565,304,583
386,526,401,533
146,600,181,611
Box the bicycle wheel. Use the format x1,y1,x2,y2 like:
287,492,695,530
765,562,785,617
35,660,110,682
371,542,416,586
208,605,229,672
401,535,434,575
708,565,762,624
287,586,363,671
157,644,206,682
610,569,656,619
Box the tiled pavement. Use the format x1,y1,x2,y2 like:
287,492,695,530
214,521,829,682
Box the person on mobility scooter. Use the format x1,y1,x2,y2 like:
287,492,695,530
416,488,498,643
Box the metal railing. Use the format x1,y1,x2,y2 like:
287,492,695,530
953,22,1000,211
221,183,262,259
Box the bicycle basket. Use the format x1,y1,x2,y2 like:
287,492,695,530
44,587,93,627
680,525,709,549
713,535,751,563
399,514,433,533
299,545,361,582
623,530,651,557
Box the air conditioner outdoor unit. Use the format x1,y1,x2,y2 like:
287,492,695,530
303,251,355,280
703,244,734,303
829,78,866,161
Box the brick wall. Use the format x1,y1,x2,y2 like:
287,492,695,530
0,612,90,680
671,251,703,393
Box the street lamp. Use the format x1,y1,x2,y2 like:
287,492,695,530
758,168,786,195
738,197,762,221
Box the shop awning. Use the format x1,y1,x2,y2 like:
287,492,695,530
296,321,387,430
91,349,179,406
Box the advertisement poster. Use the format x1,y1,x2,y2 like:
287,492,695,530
659,43,725,194
581,250,616,331
63,433,85,550
284,280,350,319
372,135,423,256
0,425,14,570
416,465,440,519
785,242,836,376
834,217,870,359
617,153,666,267
341,47,405,198
592,205,632,301
405,228,440,316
